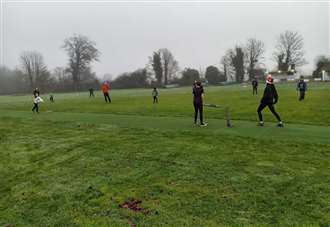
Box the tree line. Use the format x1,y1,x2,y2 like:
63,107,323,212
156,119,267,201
0,31,329,94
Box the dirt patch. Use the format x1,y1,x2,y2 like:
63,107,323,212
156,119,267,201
119,199,149,215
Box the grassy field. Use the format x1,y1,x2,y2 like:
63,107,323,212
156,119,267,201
0,82,329,226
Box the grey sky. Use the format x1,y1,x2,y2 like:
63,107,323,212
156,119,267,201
1,0,329,77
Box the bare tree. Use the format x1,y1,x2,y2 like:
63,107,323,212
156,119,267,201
273,30,307,72
159,48,179,85
53,67,67,82
20,51,48,89
245,38,265,80
229,47,245,83
221,52,235,82
62,34,100,90
151,51,163,85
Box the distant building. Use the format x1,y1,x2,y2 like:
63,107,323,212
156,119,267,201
322,70,330,81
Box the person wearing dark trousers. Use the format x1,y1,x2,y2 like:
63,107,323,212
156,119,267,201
193,81,207,127
297,77,307,101
32,103,39,113
101,82,111,103
89,88,95,97
50,94,54,103
252,77,258,95
152,87,159,104
257,74,283,127
32,95,43,113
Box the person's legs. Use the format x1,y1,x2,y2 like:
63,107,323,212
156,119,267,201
193,102,198,124
267,104,281,122
35,103,39,113
103,93,107,102
199,103,204,124
257,102,267,122
153,96,156,103
299,91,305,100
32,103,36,112
107,93,111,103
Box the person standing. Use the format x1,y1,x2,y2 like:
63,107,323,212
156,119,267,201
101,82,111,103
257,74,283,127
89,88,95,97
152,87,159,104
251,77,258,95
32,95,44,113
50,94,54,103
193,81,207,127
297,76,307,101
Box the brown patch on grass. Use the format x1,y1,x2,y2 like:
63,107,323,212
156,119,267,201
119,198,149,215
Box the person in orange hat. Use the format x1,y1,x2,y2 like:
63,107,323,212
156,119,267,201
101,82,111,103
257,74,283,127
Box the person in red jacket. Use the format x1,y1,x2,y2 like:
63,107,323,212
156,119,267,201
101,82,111,103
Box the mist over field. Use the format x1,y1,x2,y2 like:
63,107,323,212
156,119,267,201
1,1,329,77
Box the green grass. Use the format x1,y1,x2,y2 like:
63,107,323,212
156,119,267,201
0,82,329,226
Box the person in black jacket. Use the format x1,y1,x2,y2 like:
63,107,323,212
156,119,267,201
251,77,258,95
297,76,307,101
257,75,283,127
193,81,207,127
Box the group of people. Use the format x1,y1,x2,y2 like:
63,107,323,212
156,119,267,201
193,75,308,127
31,75,308,128
89,83,160,105
251,76,307,101
88,82,112,103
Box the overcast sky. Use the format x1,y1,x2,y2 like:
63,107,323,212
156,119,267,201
1,0,329,77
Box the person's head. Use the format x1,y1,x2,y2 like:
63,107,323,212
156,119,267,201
196,81,202,87
300,76,304,81
153,87,156,90
266,74,273,84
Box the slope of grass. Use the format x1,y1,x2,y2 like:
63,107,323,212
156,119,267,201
0,82,329,226
0,118,329,226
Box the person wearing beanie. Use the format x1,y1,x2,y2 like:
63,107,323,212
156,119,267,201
251,77,258,95
257,74,283,127
152,87,159,104
193,81,207,127
297,76,307,101
32,95,44,113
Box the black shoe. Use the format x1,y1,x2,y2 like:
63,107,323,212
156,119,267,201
257,122,264,126
277,122,284,127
